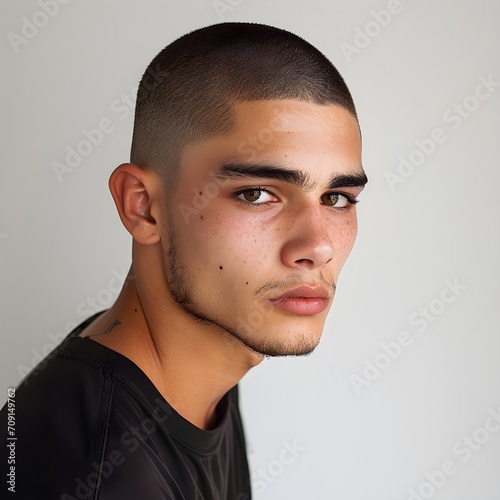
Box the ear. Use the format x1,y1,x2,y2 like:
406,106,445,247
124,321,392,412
108,163,161,245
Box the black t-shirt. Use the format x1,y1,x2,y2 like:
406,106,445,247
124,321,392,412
0,313,252,499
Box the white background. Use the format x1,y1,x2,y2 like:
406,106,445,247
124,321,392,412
1,1,499,499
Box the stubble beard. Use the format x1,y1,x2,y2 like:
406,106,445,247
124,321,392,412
163,226,319,357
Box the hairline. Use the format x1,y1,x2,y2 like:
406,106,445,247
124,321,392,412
142,96,360,193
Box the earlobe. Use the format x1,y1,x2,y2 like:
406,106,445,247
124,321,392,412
109,163,161,245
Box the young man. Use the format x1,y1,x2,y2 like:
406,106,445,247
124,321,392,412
1,22,367,499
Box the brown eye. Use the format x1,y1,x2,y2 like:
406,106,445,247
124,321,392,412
236,189,277,205
242,190,263,202
321,193,351,208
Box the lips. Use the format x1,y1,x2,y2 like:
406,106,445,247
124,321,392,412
272,285,330,300
268,285,331,315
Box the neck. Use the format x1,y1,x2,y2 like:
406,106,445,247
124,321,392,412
81,247,262,430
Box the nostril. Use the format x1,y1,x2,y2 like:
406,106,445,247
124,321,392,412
294,258,314,267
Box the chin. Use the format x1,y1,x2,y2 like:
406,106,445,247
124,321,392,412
236,327,322,358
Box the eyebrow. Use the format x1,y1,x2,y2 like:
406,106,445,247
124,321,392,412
214,162,368,191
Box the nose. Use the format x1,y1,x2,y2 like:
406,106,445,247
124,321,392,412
280,206,335,270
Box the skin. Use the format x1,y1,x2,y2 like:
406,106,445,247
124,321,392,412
79,99,366,430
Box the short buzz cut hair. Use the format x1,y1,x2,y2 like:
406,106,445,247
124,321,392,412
130,22,357,188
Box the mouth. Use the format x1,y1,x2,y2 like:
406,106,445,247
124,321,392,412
268,285,331,315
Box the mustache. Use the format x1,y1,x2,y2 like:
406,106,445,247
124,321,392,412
254,273,336,298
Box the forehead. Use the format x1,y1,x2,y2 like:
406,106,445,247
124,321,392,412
231,99,359,137
179,99,362,180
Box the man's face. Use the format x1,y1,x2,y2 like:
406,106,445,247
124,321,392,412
161,100,366,357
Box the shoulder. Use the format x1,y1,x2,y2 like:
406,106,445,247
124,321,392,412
14,334,116,430
0,331,120,498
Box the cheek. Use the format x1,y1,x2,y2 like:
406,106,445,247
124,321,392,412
173,203,272,274
333,215,359,263
346,218,358,251
345,214,358,242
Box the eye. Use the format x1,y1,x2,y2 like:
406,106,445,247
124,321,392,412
321,192,357,208
236,188,278,205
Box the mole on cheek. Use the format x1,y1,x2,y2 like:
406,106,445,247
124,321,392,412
219,266,223,270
